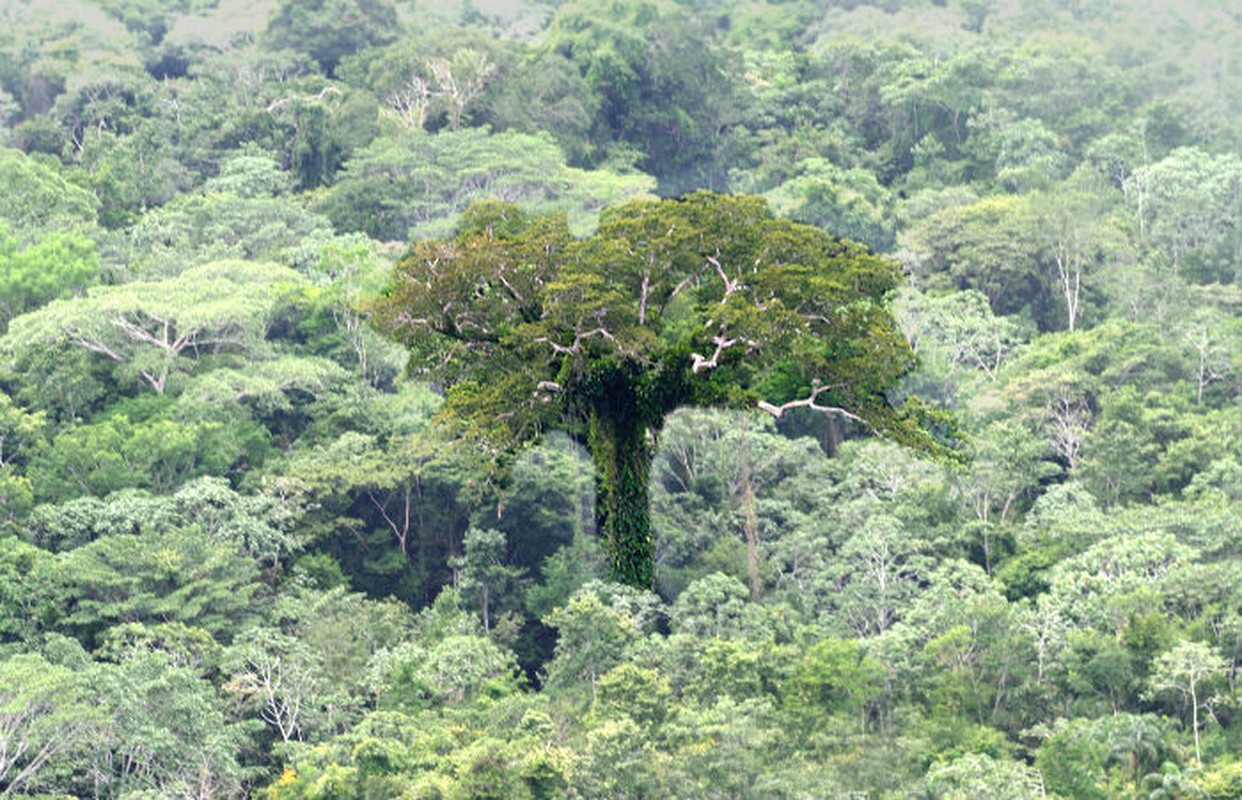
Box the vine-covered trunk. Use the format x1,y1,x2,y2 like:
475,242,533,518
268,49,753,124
588,409,654,588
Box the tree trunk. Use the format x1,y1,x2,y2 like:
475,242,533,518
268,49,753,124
1191,681,1202,767
738,430,763,601
588,409,654,588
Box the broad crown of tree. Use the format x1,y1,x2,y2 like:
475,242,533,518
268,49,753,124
376,191,954,586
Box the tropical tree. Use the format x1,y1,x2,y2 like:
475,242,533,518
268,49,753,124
2,260,306,397
317,126,655,242
543,590,638,703
1146,640,1227,767
0,227,100,331
264,0,400,75
449,526,527,635
0,148,98,236
376,192,953,586
545,0,741,193
0,654,100,795
82,653,253,799
1125,147,1242,283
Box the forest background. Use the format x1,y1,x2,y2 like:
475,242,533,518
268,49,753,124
1,0,1242,797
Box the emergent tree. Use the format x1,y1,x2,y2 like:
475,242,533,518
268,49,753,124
376,192,952,587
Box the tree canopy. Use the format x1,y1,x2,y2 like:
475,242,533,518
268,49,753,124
376,191,952,586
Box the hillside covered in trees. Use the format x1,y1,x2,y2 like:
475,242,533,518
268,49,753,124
1,0,1242,797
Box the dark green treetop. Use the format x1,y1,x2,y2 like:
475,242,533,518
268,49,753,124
376,192,953,587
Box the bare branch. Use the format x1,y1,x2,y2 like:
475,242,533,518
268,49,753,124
496,274,526,305
534,336,577,356
535,327,618,357
368,490,410,554
577,327,617,345
756,381,864,424
393,311,434,331
67,332,127,362
638,270,650,325
657,267,707,320
267,86,340,116
690,334,738,374
707,254,743,296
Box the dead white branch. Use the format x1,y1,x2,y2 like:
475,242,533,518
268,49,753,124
756,380,865,424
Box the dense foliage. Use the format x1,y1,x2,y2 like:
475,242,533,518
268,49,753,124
1,0,1241,797
375,192,953,587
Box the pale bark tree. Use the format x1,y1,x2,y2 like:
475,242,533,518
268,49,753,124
429,49,495,131
223,629,325,745
1178,310,1237,405
0,655,98,795
1146,641,1227,767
